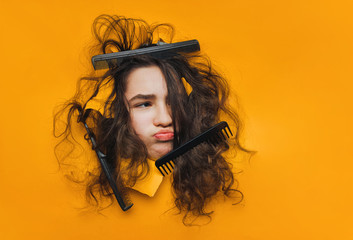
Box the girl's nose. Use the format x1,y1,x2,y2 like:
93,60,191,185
153,103,172,127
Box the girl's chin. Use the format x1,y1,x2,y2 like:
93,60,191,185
148,144,173,160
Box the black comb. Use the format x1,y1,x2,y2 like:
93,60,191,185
81,110,133,211
155,121,233,176
91,40,200,70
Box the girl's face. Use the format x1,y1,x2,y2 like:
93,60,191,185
125,66,173,160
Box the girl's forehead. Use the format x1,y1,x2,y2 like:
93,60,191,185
124,66,168,98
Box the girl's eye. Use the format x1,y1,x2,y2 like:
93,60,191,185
135,102,151,108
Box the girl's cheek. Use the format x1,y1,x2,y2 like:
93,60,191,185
135,112,149,122
131,111,153,131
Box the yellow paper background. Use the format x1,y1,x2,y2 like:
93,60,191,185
1,0,352,239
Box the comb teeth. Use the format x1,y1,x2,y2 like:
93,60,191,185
157,160,175,176
155,121,233,176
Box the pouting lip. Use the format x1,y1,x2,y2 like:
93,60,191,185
153,129,174,141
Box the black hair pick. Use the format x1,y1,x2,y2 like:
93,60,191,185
91,39,200,70
80,109,133,211
155,121,233,176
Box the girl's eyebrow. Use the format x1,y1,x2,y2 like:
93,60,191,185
128,94,156,102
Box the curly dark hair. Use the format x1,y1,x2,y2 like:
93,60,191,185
54,14,252,225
